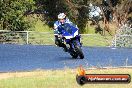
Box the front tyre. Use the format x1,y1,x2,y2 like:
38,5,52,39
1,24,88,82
70,51,78,59
75,46,84,59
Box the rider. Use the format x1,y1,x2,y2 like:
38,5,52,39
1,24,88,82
54,13,73,52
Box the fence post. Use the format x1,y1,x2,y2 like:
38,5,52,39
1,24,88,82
125,58,128,67
114,35,117,47
26,31,29,44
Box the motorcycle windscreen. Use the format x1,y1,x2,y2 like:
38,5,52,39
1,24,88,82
58,23,78,39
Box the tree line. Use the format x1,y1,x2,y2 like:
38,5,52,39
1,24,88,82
0,0,131,34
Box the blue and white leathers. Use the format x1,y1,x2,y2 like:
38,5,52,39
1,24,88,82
54,18,73,35
56,23,84,59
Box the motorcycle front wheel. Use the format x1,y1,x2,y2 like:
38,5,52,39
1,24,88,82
70,51,78,58
75,46,84,59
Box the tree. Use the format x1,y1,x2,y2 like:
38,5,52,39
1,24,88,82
1,0,131,34
34,0,90,33
99,0,131,35
84,0,131,35
0,0,35,31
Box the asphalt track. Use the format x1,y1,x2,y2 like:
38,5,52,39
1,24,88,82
0,44,132,72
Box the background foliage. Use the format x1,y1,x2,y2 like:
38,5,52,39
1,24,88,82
0,0,35,31
0,0,131,33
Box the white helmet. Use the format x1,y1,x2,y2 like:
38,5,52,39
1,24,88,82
58,13,66,19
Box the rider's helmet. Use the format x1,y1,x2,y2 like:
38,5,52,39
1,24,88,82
58,13,66,20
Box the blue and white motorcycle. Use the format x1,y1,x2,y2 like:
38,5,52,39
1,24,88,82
57,23,84,59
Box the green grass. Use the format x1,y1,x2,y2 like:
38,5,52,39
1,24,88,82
81,34,113,46
26,16,52,32
1,18,114,46
34,20,52,32
1,31,113,46
28,32,55,45
27,32,113,46
17,33,113,46
28,19,113,46
0,68,132,88
84,25,96,34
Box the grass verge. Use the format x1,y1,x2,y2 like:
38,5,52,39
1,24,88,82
0,68,132,88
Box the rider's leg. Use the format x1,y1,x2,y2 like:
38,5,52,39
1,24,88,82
54,29,60,46
54,35,68,52
55,36,60,46
61,43,68,52
54,29,68,52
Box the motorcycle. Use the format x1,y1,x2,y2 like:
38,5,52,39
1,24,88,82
57,23,84,59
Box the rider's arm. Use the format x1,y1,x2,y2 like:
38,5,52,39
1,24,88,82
66,18,79,29
54,22,62,35
65,18,73,24
53,23,59,35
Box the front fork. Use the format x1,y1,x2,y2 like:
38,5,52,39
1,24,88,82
71,39,82,50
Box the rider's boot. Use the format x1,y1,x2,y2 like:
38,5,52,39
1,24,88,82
62,44,68,52
63,46,68,52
